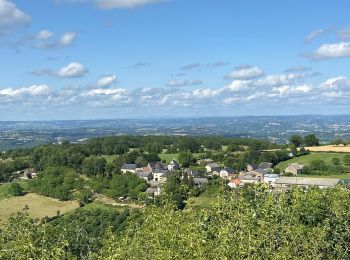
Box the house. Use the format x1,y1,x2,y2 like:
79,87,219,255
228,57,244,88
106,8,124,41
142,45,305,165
274,177,340,189
285,163,304,176
238,175,260,185
228,179,242,188
193,178,208,188
121,164,137,174
143,162,165,173
197,158,214,166
136,172,153,182
246,163,258,172
258,162,273,169
153,170,169,183
205,163,220,173
263,174,279,184
248,168,268,179
219,167,235,179
168,159,180,171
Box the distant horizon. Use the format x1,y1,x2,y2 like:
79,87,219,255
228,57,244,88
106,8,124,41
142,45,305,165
1,113,350,123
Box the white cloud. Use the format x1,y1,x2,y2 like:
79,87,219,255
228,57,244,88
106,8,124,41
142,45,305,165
256,73,305,87
167,80,188,87
0,85,49,97
305,29,326,43
59,32,76,46
0,0,30,35
225,65,264,80
36,31,77,49
271,84,312,96
36,30,54,40
320,76,350,90
97,75,117,87
226,80,250,92
56,62,88,78
82,88,126,96
312,42,350,60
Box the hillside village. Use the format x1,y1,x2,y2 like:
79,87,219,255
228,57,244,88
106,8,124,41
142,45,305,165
121,156,341,197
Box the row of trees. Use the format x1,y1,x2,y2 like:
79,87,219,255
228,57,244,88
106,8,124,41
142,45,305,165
289,134,320,147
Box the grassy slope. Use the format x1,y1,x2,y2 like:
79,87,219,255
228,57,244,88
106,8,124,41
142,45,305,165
0,193,79,225
276,152,350,179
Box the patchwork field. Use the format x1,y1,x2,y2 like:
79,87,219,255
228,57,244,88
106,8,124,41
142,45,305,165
0,193,79,225
276,152,349,170
306,145,350,153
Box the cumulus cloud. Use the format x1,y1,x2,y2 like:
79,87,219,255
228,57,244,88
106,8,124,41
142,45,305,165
225,65,264,80
56,62,87,78
305,29,326,43
311,42,350,60
97,75,117,87
0,85,49,97
32,62,88,78
255,73,306,87
0,0,30,35
55,0,165,9
320,76,350,90
36,31,77,49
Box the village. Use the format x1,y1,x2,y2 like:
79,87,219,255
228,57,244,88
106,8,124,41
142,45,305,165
121,157,341,197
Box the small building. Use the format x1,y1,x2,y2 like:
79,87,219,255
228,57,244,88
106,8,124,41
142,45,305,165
239,175,260,185
263,174,279,184
258,162,273,169
274,177,340,189
153,170,169,183
205,163,220,173
246,163,258,172
219,167,235,179
143,162,165,173
168,159,180,171
197,158,214,166
121,164,137,174
249,168,268,179
285,163,304,176
136,172,153,182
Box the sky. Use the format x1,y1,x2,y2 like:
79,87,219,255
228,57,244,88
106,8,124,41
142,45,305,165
1,0,350,120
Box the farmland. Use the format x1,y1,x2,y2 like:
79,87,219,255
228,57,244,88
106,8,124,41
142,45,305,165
305,145,350,153
0,193,79,225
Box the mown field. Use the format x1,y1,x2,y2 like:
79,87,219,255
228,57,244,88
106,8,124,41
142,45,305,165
306,145,350,153
0,193,79,225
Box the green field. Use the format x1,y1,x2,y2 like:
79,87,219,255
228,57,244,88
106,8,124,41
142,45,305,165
100,155,117,163
186,194,215,210
0,181,30,201
0,193,80,225
276,152,349,171
158,153,205,163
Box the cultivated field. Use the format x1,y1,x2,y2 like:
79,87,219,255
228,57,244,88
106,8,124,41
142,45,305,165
0,193,79,225
306,145,350,153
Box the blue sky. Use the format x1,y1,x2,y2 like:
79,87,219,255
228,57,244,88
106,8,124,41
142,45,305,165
1,0,350,120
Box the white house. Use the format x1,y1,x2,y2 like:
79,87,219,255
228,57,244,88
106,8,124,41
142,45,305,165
153,170,169,183
168,159,180,171
219,167,235,179
205,163,220,173
121,164,137,174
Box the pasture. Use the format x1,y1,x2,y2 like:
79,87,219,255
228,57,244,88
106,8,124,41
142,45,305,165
0,193,79,225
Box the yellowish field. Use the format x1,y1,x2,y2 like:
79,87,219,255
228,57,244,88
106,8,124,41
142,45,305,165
0,193,79,225
306,145,350,153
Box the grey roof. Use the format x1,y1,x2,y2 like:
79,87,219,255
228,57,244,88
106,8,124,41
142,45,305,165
286,163,304,170
264,174,279,178
207,163,220,168
258,162,273,169
275,177,340,187
153,170,169,177
149,162,165,170
251,168,269,175
169,160,179,165
221,167,235,173
121,164,137,170
137,172,152,178
239,175,260,181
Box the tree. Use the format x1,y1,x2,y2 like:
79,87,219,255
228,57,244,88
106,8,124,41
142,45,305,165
289,135,303,147
8,182,25,196
344,154,350,166
303,134,320,147
178,152,196,168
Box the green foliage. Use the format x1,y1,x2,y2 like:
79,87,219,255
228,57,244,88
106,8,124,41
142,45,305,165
332,157,341,165
106,173,148,199
8,182,25,196
289,135,303,147
99,186,350,259
82,156,107,177
178,151,196,168
29,167,82,201
303,134,320,147
344,154,350,166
